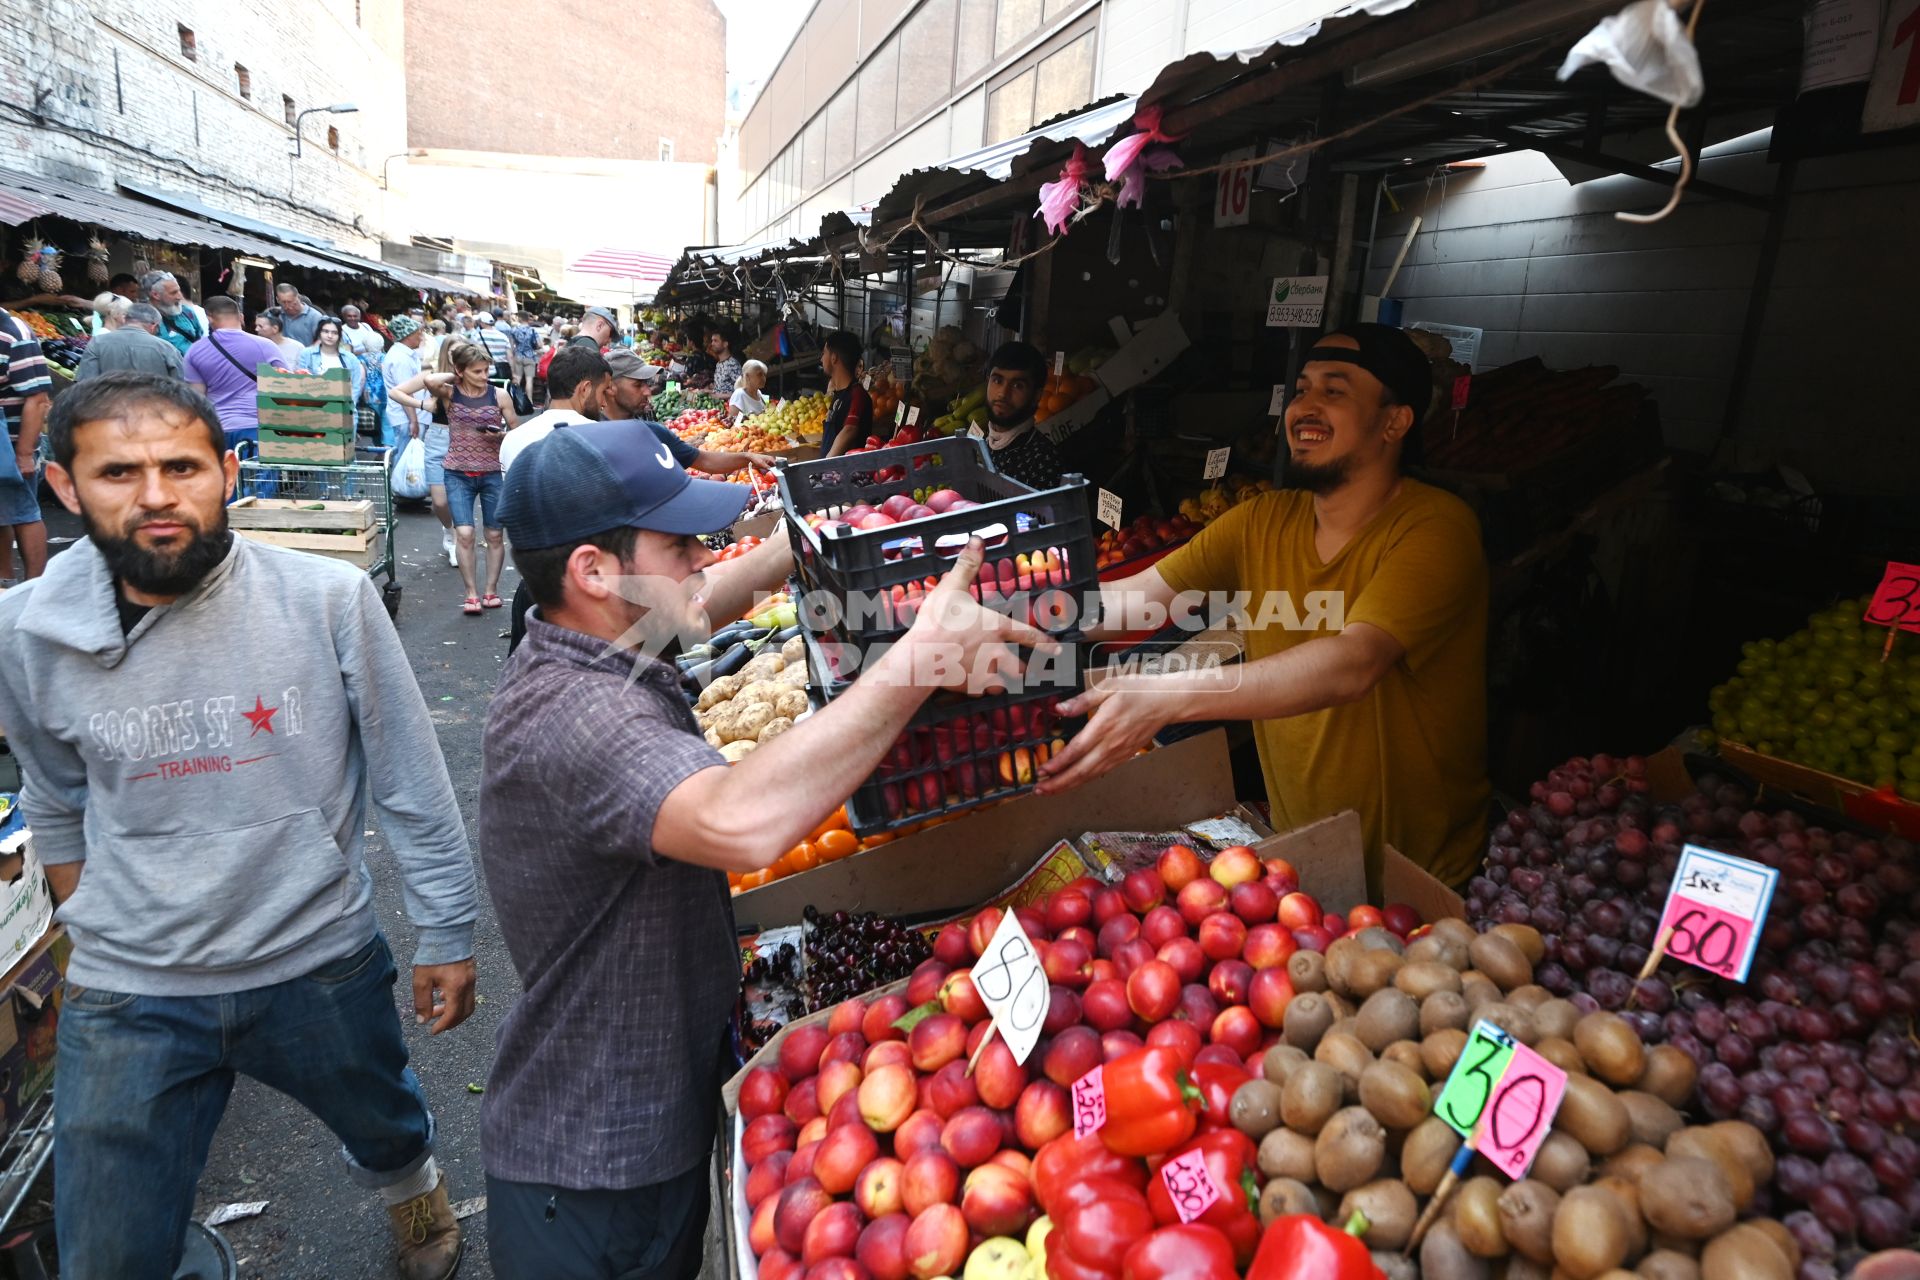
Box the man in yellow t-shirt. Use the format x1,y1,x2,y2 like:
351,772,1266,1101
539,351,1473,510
1038,324,1490,889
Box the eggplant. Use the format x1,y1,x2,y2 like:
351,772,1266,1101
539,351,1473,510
706,620,764,648
681,659,718,687
710,644,756,679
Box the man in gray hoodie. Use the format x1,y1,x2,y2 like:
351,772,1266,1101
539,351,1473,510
0,371,478,1280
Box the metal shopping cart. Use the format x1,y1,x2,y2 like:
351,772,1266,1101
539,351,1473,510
234,442,404,619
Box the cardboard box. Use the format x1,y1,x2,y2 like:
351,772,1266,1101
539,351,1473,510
0,925,69,1139
1719,740,1920,840
256,366,352,402
0,806,52,968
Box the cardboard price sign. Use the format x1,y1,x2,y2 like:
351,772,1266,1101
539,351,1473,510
1071,1066,1107,1139
1656,846,1780,983
1435,1020,1568,1179
1097,489,1123,529
1204,447,1231,480
972,909,1047,1063
1159,1148,1222,1224
1866,561,1920,635
1436,1020,1517,1137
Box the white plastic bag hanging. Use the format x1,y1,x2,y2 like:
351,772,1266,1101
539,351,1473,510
391,435,428,501
1558,0,1704,107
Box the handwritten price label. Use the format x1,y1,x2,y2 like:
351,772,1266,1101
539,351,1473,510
1436,1020,1517,1137
1451,374,1472,410
972,910,1047,1063
1071,1067,1107,1138
1269,385,1287,416
1866,561,1920,635
1054,351,1066,376
1478,1042,1567,1179
906,406,921,426
1159,1149,1221,1224
1656,846,1779,983
1097,489,1123,529
1204,447,1231,480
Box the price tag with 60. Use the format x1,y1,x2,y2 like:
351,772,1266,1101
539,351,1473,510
1655,845,1779,983
971,909,1048,1063
1435,1020,1568,1179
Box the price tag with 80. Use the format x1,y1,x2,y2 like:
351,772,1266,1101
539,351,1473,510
1436,1020,1568,1178
971,910,1048,1064
1655,845,1780,983
1071,1066,1106,1139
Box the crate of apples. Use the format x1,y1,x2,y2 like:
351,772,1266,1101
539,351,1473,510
1095,513,1200,572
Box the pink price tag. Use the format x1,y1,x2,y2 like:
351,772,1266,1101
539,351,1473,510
1451,374,1472,409
1655,846,1779,983
1474,1041,1568,1179
1657,894,1758,981
1158,1149,1221,1224
1070,1067,1107,1139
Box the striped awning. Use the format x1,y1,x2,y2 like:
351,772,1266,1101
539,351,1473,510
567,248,677,282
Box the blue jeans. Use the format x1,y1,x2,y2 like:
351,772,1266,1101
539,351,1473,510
443,469,502,529
55,934,434,1279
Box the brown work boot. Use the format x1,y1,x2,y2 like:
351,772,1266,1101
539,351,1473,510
387,1172,464,1280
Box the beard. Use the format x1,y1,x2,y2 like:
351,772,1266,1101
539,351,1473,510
157,301,182,317
985,400,1033,429
88,505,232,597
1282,453,1355,495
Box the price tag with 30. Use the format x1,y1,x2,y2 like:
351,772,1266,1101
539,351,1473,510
1159,1148,1221,1224
1655,845,1780,983
1435,1020,1567,1179
1071,1066,1106,1139
1436,1021,1516,1138
971,909,1047,1063
1204,447,1231,480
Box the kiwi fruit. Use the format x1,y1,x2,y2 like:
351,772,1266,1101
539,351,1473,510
1490,923,1545,965
1459,971,1502,1011
1452,1176,1509,1257
1467,931,1533,991
1533,1036,1588,1077
1637,1044,1699,1109
1380,1040,1427,1078
1638,1157,1735,1240
1531,997,1580,1041
1283,992,1335,1051
1495,1179,1560,1264
1347,949,1404,999
1280,1061,1343,1135
1315,1032,1375,1097
1530,1130,1591,1192
1371,1250,1417,1280
1618,1091,1685,1149
1573,1012,1646,1086
1591,1174,1648,1261
1314,1106,1387,1192
1287,948,1328,993
1395,960,1463,1000
1473,1001,1538,1046
1325,937,1365,997
1339,1179,1417,1252
1399,1116,1460,1195
1257,1176,1319,1225
1432,918,1476,948
1746,1218,1799,1271
1637,1249,1703,1280
1504,982,1552,1010
1358,1059,1431,1130
1598,1143,1665,1186
1665,1128,1754,1212
1229,1077,1284,1138
1558,1072,1632,1155
1420,990,1471,1036
1699,1224,1793,1280
1262,1043,1309,1086
1257,1126,1317,1183
1422,1027,1468,1078
1356,989,1421,1051
1353,925,1406,954
1705,1120,1775,1188
1418,1220,1490,1280
1552,1185,1632,1279
1500,1258,1552,1280
1406,932,1469,972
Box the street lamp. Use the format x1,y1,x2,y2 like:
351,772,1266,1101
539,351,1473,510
290,103,359,158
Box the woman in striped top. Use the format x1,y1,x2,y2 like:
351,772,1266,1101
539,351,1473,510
392,340,519,613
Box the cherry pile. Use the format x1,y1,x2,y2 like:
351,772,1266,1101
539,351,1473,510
802,906,934,1010
1469,752,1920,1275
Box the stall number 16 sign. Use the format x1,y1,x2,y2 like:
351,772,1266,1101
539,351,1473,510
1214,146,1255,227
1655,846,1780,983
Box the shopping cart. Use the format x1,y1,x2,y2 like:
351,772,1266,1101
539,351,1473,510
234,442,404,619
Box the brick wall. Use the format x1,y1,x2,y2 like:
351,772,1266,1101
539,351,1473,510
402,0,725,165
0,0,407,253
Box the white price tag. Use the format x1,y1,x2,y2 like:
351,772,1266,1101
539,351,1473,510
1204,447,1231,480
895,401,906,425
1053,351,1065,376
973,910,1047,1064
1269,385,1287,416
863,374,872,390
906,406,920,426
1654,846,1781,983
1097,489,1123,529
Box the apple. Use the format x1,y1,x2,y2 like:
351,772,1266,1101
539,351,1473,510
989,1148,1032,1181
741,1066,790,1120
751,1193,782,1256
1211,1005,1263,1058
1097,914,1141,958
932,923,971,967
905,959,951,1007
1101,1029,1145,1061
903,504,935,521
938,971,988,1024
857,1212,913,1280
909,1014,967,1073
1175,983,1220,1029
746,1113,800,1165
1209,957,1254,1006
1127,959,1181,1021
858,1062,918,1132
1249,966,1296,1029
1014,907,1048,940
1261,856,1300,895
864,994,912,1044
1209,846,1262,889
803,1200,867,1264
1140,905,1186,949
1194,1043,1245,1070
1056,924,1097,952
1197,911,1249,961
973,1036,1028,1110
966,1019,994,1059
747,1150,793,1209
1322,912,1348,939
759,1249,802,1280
1145,1019,1202,1067
855,1157,906,1220
821,1031,868,1073
856,512,898,530
844,504,876,523
881,494,917,520
1112,938,1155,979
1090,887,1129,926
1291,924,1334,952
1382,902,1422,936
1157,844,1203,892
1088,958,1119,985
788,1141,820,1185
940,1105,1003,1168
925,1059,980,1118
1276,892,1324,932
1120,868,1165,913
1042,1025,1103,1087
1042,938,1093,989
1229,881,1279,925
1014,1080,1071,1149
903,1203,969,1280
1082,978,1131,1031
893,1109,945,1161
1347,904,1386,932
1044,891,1092,933
776,1177,835,1253
962,1162,1035,1237
968,907,1004,959
813,1122,881,1195
1242,923,1297,971
797,1117,828,1148
863,1040,913,1074
1157,936,1206,984
829,998,869,1038
900,1150,962,1217
826,1089,864,1133
1043,985,1082,1035
781,1025,832,1083
817,1059,864,1114
925,489,965,513
1176,878,1231,927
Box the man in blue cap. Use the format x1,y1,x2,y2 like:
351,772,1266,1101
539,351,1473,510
477,422,1051,1278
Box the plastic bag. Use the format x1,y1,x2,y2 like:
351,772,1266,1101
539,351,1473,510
1558,0,1704,107
391,435,428,501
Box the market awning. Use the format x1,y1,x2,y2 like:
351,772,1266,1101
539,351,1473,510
567,248,677,286
0,165,350,275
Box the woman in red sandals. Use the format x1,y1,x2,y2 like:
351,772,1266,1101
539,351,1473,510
392,340,519,613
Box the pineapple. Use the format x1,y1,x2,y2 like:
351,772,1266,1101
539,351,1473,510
86,235,110,284
15,238,42,285
36,248,63,292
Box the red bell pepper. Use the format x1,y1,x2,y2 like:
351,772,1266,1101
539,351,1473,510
1120,1224,1240,1280
1189,1061,1251,1132
1099,1047,1203,1157
1032,1132,1147,1218
1054,1182,1157,1278
1247,1212,1385,1280
1145,1129,1261,1265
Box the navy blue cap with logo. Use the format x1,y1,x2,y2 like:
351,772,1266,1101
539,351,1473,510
497,419,749,549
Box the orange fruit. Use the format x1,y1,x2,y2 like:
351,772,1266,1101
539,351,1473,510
789,842,822,872
817,829,858,861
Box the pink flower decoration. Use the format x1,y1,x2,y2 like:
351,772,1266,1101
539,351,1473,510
1036,143,1092,236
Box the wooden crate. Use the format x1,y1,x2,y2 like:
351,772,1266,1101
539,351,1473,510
226,497,372,531
256,425,356,465
259,400,353,432
256,366,352,402
236,526,379,569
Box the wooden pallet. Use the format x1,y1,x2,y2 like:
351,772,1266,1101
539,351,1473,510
226,497,372,531
236,525,379,568
256,366,352,402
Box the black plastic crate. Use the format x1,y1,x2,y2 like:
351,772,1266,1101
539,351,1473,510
775,437,1100,653
799,624,1088,835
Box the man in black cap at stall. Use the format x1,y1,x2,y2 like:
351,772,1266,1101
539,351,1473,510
1038,323,1491,893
